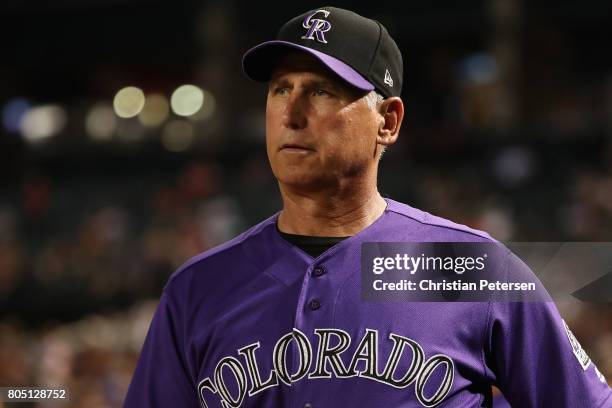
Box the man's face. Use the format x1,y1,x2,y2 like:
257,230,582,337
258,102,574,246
266,52,382,191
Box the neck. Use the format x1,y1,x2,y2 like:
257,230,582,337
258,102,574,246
276,179,387,237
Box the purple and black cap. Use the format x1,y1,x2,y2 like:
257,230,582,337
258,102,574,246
242,7,403,98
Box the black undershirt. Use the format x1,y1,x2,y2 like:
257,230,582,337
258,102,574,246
277,224,351,258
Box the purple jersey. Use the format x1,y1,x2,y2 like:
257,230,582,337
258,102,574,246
124,199,611,407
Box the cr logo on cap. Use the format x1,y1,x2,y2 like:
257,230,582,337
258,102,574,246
302,9,332,44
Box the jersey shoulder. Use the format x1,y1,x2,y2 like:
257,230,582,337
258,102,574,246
384,198,495,242
164,211,279,290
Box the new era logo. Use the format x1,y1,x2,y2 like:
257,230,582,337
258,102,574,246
384,69,393,87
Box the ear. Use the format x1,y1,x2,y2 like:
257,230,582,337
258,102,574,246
377,97,404,147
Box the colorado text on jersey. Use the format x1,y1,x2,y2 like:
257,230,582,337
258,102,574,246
197,328,454,408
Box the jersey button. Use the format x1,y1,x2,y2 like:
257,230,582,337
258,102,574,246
312,266,326,277
308,299,321,310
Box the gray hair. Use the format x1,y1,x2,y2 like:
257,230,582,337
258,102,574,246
363,91,388,158
364,90,385,111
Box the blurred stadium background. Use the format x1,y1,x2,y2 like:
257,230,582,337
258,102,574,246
1,0,611,406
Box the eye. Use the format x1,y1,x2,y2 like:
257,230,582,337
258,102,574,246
271,86,289,96
313,88,330,97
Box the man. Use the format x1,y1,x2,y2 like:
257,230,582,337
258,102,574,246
124,7,611,407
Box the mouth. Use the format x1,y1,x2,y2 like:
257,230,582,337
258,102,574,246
279,143,315,152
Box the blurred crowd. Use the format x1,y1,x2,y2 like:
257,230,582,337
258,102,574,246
0,302,155,408
0,160,253,407
0,161,250,325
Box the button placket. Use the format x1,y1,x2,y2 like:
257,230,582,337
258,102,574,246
312,265,327,277
308,299,321,310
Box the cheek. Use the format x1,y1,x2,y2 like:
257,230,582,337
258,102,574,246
265,109,279,166
265,105,281,143
332,108,378,149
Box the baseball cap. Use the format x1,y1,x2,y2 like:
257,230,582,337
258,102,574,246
242,7,403,98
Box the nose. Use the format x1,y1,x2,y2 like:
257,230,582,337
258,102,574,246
282,92,308,130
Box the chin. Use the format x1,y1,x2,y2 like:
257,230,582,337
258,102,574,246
275,169,329,190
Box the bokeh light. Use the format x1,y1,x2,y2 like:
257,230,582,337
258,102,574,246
113,86,145,118
86,103,117,142
2,98,30,133
138,93,169,127
459,53,499,85
170,85,204,117
20,105,67,143
188,89,216,122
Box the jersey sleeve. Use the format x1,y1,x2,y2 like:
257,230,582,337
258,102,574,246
123,291,200,407
484,253,612,407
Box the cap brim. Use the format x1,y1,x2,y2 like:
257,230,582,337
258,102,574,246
242,41,375,92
